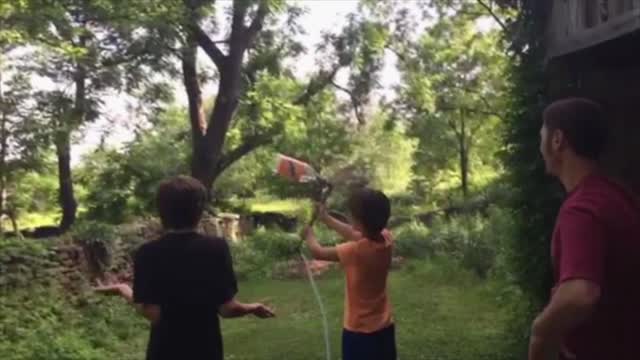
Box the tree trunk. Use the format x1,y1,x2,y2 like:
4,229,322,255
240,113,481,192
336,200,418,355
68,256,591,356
8,209,20,239
0,68,6,235
0,126,6,236
458,111,469,198
182,38,211,190
188,45,244,192
55,59,85,233
0,141,5,236
56,131,77,232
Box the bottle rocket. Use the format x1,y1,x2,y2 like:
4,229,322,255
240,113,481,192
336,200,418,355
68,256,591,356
274,154,319,183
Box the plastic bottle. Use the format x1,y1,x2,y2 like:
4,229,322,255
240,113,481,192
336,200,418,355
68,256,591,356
274,154,319,183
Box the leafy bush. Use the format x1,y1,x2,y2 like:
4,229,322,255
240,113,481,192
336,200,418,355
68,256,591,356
72,221,119,276
246,227,300,260
0,237,56,288
229,227,300,280
0,285,146,360
402,205,519,278
228,242,271,280
229,224,352,280
393,221,432,258
484,206,521,280
427,214,494,277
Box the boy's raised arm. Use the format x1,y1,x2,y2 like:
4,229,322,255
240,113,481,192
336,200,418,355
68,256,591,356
304,226,340,262
317,203,360,242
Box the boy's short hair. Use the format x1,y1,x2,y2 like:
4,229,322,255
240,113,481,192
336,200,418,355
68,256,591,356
157,176,207,229
347,188,390,236
543,97,608,160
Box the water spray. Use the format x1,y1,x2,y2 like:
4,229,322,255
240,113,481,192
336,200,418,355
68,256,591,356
274,154,332,360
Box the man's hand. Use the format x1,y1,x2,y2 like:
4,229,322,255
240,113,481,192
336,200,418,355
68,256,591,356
94,280,133,302
247,303,276,319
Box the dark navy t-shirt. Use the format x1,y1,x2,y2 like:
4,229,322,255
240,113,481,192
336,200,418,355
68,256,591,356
552,174,640,360
133,232,237,360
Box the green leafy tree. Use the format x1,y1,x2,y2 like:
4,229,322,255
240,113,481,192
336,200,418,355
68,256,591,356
142,0,389,194
349,113,417,196
78,107,189,223
0,57,47,234
221,77,356,201
394,4,507,198
14,0,173,232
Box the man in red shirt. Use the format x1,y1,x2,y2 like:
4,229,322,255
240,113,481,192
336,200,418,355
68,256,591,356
529,98,640,360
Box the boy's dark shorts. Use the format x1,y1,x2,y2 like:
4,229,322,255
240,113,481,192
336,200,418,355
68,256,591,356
342,324,396,360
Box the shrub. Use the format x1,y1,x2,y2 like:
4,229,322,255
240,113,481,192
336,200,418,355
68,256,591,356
415,205,519,279
0,237,56,288
229,241,271,280
0,285,145,360
484,206,521,280
246,227,300,260
72,221,119,276
393,221,432,258
427,214,494,277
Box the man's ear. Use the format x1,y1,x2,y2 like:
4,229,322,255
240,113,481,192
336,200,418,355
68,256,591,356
551,129,566,151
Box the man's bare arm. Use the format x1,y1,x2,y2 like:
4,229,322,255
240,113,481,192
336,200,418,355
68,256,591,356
529,279,601,360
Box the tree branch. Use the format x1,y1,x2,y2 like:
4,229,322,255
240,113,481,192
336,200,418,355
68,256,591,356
331,80,365,124
247,1,269,45
182,39,207,137
446,116,461,137
385,44,408,63
217,133,272,174
439,105,502,119
232,0,250,34
293,65,341,105
165,45,185,60
100,45,149,68
192,24,227,70
446,84,506,121
477,0,508,32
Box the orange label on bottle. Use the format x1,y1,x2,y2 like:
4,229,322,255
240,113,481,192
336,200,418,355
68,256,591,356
275,154,315,182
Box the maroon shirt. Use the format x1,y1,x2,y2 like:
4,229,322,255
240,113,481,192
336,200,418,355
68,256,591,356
552,174,640,360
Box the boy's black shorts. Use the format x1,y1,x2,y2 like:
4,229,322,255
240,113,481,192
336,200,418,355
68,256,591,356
342,324,397,360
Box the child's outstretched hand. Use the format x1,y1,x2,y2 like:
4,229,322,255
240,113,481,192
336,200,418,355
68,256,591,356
94,280,133,301
248,303,276,318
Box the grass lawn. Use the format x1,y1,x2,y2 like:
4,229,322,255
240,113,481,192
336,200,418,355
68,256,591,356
0,259,512,360
221,260,511,360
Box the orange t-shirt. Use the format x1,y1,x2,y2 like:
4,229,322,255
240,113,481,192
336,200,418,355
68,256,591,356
336,230,393,333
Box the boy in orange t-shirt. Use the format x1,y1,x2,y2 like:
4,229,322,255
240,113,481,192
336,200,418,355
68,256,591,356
304,188,396,360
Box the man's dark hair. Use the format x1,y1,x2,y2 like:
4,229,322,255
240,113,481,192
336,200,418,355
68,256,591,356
347,188,391,237
543,97,609,160
157,176,207,229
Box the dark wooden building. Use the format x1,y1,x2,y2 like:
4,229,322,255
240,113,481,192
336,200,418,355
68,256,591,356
542,0,640,191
